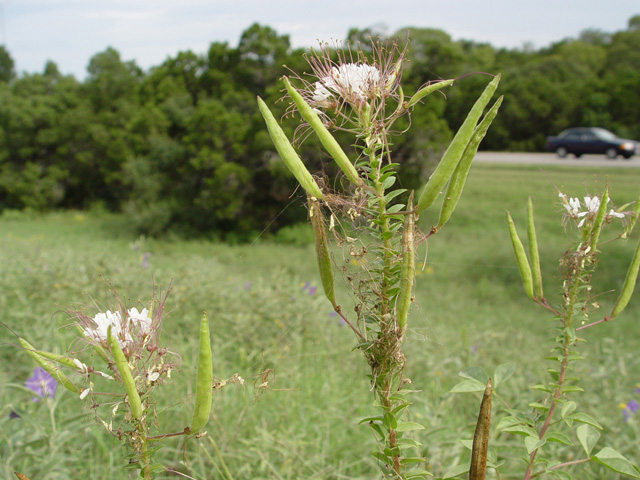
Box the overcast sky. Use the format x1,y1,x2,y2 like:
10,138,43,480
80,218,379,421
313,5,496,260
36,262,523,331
2,0,639,79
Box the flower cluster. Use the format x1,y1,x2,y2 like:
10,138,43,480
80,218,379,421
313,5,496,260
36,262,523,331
312,63,382,107
83,307,153,352
558,192,625,227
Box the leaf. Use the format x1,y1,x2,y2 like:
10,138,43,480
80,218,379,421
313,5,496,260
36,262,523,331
549,470,572,480
406,470,434,478
546,432,574,446
501,424,539,437
561,401,577,419
396,421,425,432
459,366,489,383
443,463,470,479
570,412,602,430
450,379,486,393
577,424,600,456
524,436,546,454
493,363,515,389
592,447,640,478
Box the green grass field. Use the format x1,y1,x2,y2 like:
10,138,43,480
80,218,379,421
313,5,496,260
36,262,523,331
1,163,639,479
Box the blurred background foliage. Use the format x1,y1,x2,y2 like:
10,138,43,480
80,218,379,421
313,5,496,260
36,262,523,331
0,17,639,237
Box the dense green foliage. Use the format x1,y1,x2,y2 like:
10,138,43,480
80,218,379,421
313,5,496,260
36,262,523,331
0,19,639,236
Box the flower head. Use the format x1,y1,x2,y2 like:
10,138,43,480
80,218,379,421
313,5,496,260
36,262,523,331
25,367,57,401
82,307,154,355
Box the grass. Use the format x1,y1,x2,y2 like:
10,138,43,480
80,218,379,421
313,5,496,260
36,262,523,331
1,163,639,479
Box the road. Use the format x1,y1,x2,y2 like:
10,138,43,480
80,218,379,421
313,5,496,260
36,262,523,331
474,151,640,168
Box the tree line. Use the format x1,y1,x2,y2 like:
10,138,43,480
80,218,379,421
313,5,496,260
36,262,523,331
0,18,639,237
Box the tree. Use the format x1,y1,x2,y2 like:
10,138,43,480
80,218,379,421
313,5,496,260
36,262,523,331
0,45,14,83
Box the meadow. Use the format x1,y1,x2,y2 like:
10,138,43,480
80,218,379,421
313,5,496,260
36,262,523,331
1,163,639,479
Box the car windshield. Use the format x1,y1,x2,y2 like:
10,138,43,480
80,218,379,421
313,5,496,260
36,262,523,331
593,128,617,140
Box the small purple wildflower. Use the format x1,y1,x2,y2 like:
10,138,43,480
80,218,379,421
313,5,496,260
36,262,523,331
140,253,151,268
25,367,57,402
307,286,317,296
628,399,639,413
634,384,640,394
243,282,251,291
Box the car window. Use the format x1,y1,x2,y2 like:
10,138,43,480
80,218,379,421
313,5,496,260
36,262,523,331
582,132,596,140
593,128,616,140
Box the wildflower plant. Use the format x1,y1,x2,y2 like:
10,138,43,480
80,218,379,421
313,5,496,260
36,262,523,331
489,189,640,479
258,39,502,478
16,289,232,480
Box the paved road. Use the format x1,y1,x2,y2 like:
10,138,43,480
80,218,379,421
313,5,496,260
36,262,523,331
474,151,640,168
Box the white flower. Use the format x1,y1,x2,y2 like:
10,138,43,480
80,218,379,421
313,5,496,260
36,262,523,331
148,370,160,382
73,358,89,373
583,196,600,214
128,307,152,335
563,197,582,216
313,63,381,104
79,388,90,400
84,310,132,349
609,209,625,219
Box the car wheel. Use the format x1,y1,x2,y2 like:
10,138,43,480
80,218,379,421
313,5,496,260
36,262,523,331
605,148,618,159
556,147,568,158
574,153,582,158
622,153,633,160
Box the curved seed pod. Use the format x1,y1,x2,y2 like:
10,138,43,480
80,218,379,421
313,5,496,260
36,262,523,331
469,379,492,480
396,193,415,333
19,338,79,394
283,78,361,186
437,96,503,229
407,78,454,108
417,75,501,214
190,312,213,433
308,196,336,307
611,237,640,319
527,197,544,299
107,325,142,420
257,96,324,199
589,187,609,253
506,211,534,300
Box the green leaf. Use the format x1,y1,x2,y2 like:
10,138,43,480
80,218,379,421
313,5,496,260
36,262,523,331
406,470,434,478
577,424,600,456
524,436,546,454
396,421,425,432
546,432,574,446
549,470,572,480
570,412,602,430
561,401,577,418
443,463,470,479
493,363,515,389
459,366,489,383
450,379,486,393
592,447,640,478
383,411,398,430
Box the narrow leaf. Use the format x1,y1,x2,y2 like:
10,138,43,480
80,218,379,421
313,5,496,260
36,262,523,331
527,197,543,298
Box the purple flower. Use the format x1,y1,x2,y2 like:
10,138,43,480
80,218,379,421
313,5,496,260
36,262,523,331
307,286,317,296
634,384,640,394
243,282,251,291
25,367,57,402
628,399,639,413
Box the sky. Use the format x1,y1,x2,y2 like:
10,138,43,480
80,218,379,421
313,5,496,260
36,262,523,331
2,0,639,79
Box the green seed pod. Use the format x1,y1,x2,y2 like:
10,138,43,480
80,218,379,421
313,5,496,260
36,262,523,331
257,96,324,200
437,96,503,229
190,312,213,433
308,196,336,307
416,75,500,214
107,326,142,420
527,197,544,299
19,338,79,394
506,211,534,300
396,193,415,334
283,78,361,186
407,78,454,108
610,237,640,319
469,379,492,480
589,187,609,253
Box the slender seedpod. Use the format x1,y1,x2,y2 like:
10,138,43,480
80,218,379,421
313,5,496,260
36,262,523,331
406,78,455,108
527,197,544,299
257,96,324,199
107,326,142,420
437,96,503,229
506,211,534,300
189,312,213,433
19,338,79,394
283,78,361,186
610,237,640,319
308,195,336,307
23,347,78,370
589,187,609,253
396,193,415,333
469,379,492,480
416,75,501,214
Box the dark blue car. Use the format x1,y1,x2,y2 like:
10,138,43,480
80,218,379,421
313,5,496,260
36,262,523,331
545,127,638,159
